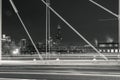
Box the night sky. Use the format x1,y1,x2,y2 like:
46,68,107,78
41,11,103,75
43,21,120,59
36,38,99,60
2,0,118,45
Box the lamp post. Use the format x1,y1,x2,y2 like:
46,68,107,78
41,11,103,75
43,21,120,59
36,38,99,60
46,0,50,59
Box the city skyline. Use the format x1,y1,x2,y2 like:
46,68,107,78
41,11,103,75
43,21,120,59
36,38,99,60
2,0,118,45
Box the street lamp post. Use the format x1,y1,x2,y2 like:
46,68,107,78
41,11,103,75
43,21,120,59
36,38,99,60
46,0,50,59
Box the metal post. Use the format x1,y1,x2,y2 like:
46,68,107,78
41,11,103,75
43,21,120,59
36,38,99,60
0,0,2,61
45,2,48,59
47,0,50,59
46,0,50,59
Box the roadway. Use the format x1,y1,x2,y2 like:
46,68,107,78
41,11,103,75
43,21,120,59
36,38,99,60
0,65,120,80
1,53,120,80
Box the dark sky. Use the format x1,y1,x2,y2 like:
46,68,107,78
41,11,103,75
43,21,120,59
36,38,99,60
2,0,118,45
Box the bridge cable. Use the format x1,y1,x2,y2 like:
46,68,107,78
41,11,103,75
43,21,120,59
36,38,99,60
9,0,43,60
41,0,108,60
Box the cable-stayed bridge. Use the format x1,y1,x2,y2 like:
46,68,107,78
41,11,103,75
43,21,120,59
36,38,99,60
1,0,120,80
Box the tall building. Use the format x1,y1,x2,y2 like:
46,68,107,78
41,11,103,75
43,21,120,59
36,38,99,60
55,25,62,44
20,39,27,49
2,34,12,55
2,34,11,42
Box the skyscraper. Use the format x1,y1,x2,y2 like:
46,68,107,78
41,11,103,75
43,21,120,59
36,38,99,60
20,39,27,49
55,25,62,45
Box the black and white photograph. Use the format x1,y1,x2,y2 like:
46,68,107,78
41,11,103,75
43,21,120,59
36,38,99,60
0,0,120,80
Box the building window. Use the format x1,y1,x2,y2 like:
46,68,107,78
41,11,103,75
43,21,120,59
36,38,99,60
103,49,106,53
111,49,114,53
107,49,110,53
99,49,102,52
115,49,118,53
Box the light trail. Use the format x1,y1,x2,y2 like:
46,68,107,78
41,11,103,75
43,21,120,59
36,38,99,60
0,78,33,80
1,60,120,66
0,71,120,77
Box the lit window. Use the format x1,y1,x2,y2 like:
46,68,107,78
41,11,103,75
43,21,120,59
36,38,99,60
115,49,118,53
99,49,102,52
103,49,106,53
99,44,106,47
107,49,110,53
111,49,114,53
114,44,118,47
109,44,112,47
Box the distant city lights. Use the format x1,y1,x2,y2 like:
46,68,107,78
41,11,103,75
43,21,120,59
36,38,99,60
12,48,20,55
